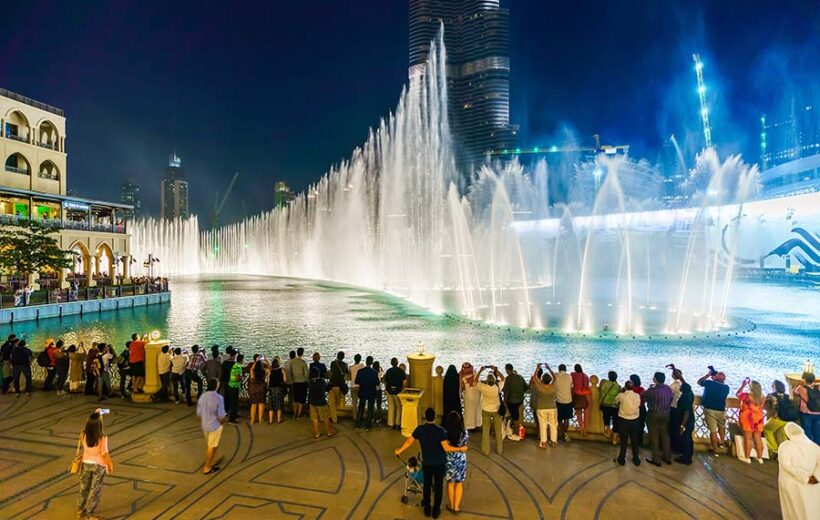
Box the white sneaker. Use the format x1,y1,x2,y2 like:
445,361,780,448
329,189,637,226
757,458,764,464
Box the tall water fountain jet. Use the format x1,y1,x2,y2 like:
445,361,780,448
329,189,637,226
131,35,777,337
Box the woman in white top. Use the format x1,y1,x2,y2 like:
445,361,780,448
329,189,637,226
77,410,114,520
459,363,482,431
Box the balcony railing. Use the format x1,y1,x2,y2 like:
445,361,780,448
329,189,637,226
38,171,60,181
0,215,127,234
4,132,29,144
0,280,170,309
4,165,30,175
37,141,59,151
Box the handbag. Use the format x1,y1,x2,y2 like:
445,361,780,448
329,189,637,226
332,361,349,395
69,433,83,474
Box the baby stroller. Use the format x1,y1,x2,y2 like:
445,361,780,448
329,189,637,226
397,454,424,505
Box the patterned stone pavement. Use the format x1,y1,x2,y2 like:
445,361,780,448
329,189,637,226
0,392,782,519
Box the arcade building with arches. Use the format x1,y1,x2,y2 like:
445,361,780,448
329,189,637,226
1,87,134,289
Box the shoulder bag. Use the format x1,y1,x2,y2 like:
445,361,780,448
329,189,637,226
69,433,83,474
333,361,349,395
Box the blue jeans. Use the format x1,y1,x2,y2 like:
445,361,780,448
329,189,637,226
799,412,820,445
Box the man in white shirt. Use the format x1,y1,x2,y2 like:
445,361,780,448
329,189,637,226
554,364,574,442
155,345,172,402
475,365,506,455
348,354,364,417
170,347,188,404
615,380,642,466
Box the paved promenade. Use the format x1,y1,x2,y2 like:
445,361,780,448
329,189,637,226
0,392,781,519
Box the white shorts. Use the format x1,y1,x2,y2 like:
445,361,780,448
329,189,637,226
204,426,223,449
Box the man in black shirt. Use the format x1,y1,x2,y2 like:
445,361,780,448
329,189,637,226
354,356,379,431
396,407,452,519
219,347,236,397
308,367,337,438
11,339,33,394
328,351,348,424
383,358,407,431
1,334,17,394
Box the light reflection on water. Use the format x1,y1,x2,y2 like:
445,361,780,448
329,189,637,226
3,275,817,390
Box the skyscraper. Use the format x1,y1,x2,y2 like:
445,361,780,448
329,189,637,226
120,179,142,220
161,152,189,220
273,181,294,209
761,93,820,170
409,0,517,173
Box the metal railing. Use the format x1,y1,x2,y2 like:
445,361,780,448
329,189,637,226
38,171,60,181
37,141,59,151
0,88,65,117
4,165,29,175
4,133,29,144
0,280,170,309
0,216,127,235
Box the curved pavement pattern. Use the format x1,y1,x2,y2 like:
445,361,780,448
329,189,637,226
0,393,781,519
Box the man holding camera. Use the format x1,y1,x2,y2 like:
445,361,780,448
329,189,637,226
698,366,730,455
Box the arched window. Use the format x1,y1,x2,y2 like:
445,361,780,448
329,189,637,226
39,160,60,180
38,120,60,151
4,110,30,142
4,153,30,175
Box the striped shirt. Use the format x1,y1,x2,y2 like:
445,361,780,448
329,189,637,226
643,384,674,415
186,351,206,371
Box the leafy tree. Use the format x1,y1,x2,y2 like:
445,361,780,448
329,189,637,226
0,222,74,280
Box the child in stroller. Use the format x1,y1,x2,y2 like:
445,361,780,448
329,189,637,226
398,454,424,505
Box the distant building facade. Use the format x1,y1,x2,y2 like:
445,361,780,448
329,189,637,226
0,87,132,287
274,181,294,209
120,179,142,220
161,152,188,220
409,0,517,173
760,95,820,198
761,100,819,171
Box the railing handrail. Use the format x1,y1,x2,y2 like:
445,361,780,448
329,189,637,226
0,87,65,117
4,165,30,175
0,215,127,234
0,281,170,309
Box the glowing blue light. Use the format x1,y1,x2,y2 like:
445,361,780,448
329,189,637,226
701,108,709,117
550,146,558,152
698,85,706,95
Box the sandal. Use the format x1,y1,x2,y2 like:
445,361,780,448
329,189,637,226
203,465,220,475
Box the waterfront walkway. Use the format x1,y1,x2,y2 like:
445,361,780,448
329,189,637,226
0,393,781,519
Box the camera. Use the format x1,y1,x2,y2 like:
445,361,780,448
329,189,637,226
707,365,717,376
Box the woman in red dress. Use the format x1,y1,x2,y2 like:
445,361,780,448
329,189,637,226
736,378,766,463
571,364,591,436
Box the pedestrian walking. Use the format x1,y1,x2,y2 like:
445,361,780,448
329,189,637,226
196,379,226,475
76,410,114,520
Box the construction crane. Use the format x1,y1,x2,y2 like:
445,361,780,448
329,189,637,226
210,171,240,229
693,53,712,149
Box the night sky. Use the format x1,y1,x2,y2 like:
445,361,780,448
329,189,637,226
2,1,818,224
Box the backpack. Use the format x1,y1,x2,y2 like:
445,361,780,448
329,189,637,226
776,394,799,421
802,385,820,413
36,350,51,367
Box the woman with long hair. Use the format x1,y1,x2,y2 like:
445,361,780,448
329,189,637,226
248,357,268,425
571,364,591,436
737,378,766,463
77,410,114,519
442,365,462,425
267,356,287,424
459,363,482,431
443,410,469,513
764,380,795,455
